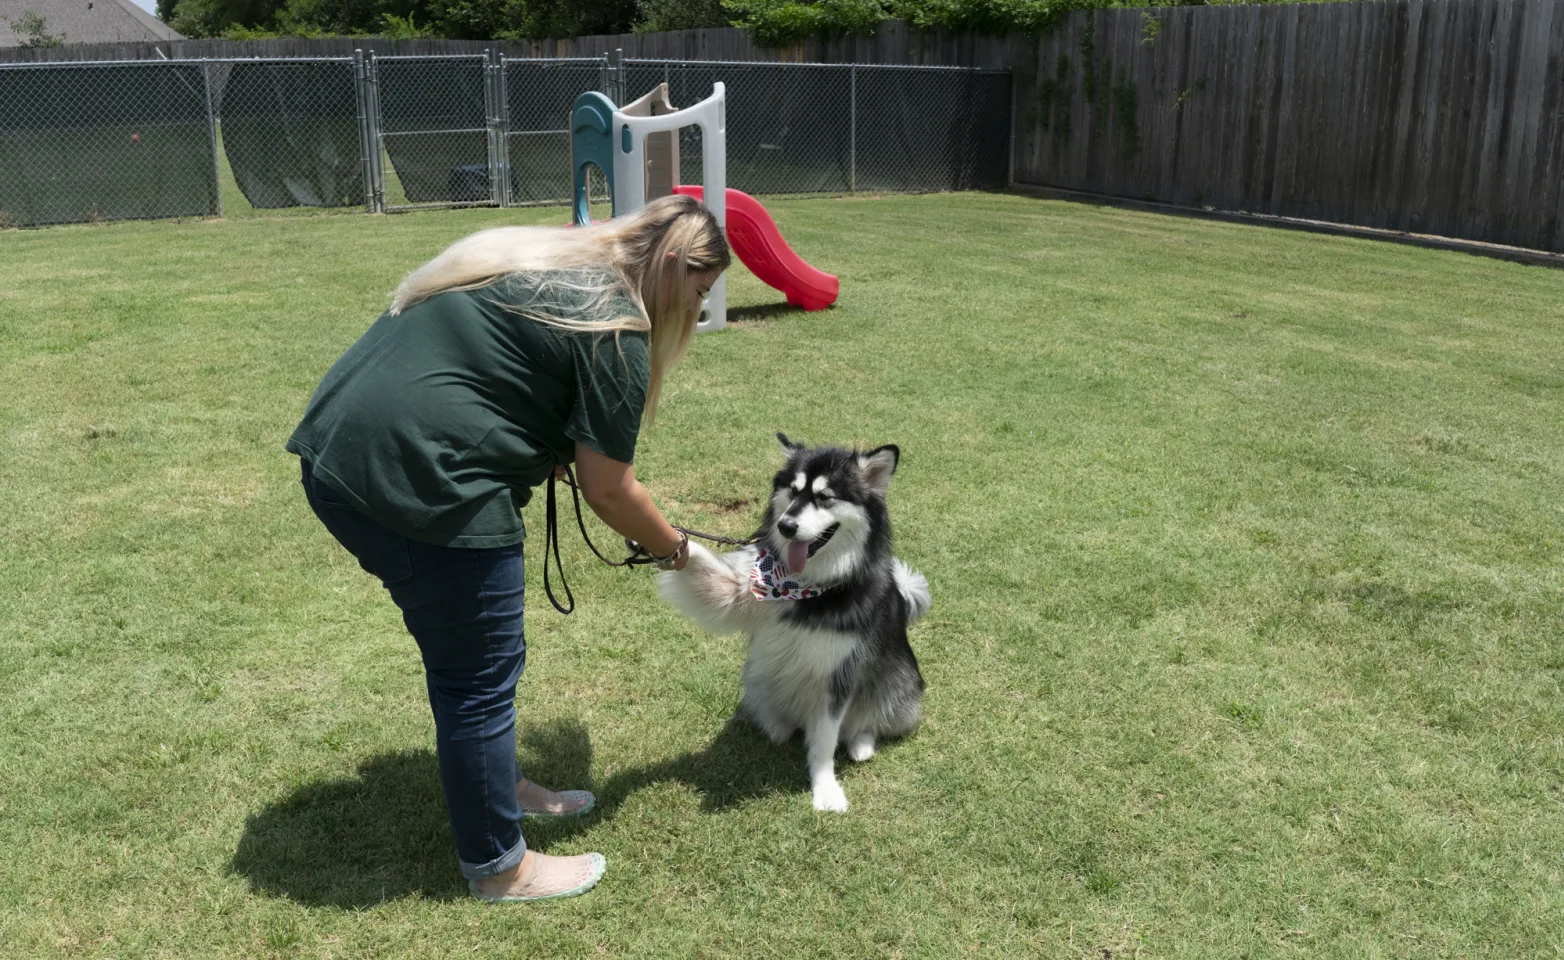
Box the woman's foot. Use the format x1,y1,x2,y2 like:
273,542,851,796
516,778,595,818
470,850,606,903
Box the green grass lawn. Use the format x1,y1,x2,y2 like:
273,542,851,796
3,193,1564,958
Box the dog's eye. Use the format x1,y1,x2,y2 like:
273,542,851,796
817,495,835,506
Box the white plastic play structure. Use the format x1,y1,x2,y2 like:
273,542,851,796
572,80,837,334
573,83,729,332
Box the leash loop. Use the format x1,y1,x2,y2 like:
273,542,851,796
541,465,762,616
541,469,577,615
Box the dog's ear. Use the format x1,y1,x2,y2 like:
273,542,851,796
858,444,900,495
777,432,802,454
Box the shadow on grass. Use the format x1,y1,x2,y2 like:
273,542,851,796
230,717,804,908
727,302,809,325
229,749,462,906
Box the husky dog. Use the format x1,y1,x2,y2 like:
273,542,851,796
657,434,929,812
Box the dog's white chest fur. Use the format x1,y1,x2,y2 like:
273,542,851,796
748,623,858,679
740,623,859,733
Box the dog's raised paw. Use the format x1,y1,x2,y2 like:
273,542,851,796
812,782,849,812
846,734,876,762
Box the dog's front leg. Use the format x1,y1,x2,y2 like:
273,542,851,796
656,543,765,635
806,659,857,812
805,707,849,812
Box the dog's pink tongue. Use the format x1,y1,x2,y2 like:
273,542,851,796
786,540,809,574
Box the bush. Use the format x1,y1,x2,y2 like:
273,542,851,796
637,0,729,32
893,0,1111,34
380,12,434,36
723,0,886,45
165,0,1219,42
726,0,1207,45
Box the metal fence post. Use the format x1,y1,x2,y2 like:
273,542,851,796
366,54,386,212
484,49,503,207
849,64,857,194
201,59,224,218
1007,67,1016,188
597,47,625,104
353,49,377,213
497,54,513,207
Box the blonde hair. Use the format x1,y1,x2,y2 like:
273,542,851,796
389,194,732,422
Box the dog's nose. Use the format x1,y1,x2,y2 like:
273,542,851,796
777,517,799,538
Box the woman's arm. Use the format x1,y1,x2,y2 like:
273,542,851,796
572,443,688,571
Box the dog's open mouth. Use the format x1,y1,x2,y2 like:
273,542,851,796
785,524,839,574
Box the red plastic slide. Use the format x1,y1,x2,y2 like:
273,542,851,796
673,185,839,311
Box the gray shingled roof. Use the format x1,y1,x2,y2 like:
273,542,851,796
0,0,182,46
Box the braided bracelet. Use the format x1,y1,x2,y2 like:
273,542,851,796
649,531,689,571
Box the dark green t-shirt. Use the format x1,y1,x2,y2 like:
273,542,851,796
285,272,650,548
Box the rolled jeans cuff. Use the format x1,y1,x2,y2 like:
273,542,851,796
460,833,527,880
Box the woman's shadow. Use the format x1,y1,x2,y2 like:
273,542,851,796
230,717,805,908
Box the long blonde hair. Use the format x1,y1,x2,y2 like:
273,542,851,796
389,194,731,422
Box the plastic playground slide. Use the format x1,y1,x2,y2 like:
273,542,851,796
673,185,839,311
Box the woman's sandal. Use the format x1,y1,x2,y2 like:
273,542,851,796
519,789,596,820
469,853,606,903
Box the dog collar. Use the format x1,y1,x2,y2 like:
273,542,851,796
749,548,826,601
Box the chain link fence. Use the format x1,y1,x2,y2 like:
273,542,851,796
501,57,608,206
626,60,854,197
216,58,365,210
0,53,1011,228
620,59,1009,198
372,54,497,209
852,64,1011,194
0,59,220,227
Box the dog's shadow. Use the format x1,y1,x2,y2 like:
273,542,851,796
229,717,803,908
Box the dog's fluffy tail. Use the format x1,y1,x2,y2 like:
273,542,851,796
893,559,931,623
656,542,765,635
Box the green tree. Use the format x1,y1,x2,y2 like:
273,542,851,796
637,0,728,32
170,0,288,37
505,0,639,38
276,0,423,36
721,0,886,45
7,11,67,47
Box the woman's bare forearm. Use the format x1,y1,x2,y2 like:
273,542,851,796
583,480,682,558
572,442,686,568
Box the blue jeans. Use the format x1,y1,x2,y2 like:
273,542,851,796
300,459,527,880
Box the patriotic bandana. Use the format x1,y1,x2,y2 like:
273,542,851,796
749,548,825,601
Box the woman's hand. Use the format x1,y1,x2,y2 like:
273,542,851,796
573,443,687,569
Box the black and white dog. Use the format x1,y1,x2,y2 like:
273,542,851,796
657,434,929,812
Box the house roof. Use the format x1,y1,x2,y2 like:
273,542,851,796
0,0,181,46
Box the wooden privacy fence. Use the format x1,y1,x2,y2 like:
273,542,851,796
1014,0,1564,255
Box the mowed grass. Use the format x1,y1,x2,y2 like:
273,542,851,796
3,193,1564,959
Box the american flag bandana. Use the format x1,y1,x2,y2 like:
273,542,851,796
749,548,824,601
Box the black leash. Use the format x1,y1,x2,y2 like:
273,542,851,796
542,465,761,615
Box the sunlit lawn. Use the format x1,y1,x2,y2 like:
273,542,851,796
3,192,1563,958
